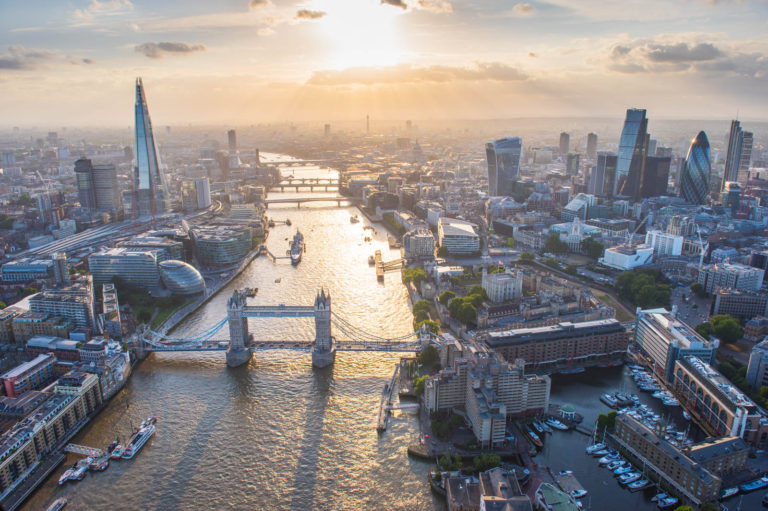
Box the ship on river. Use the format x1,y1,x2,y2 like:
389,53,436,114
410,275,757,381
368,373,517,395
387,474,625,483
290,230,304,265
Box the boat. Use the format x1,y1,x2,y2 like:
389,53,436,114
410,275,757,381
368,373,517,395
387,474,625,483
682,411,691,421
618,472,642,485
71,461,89,481
599,453,620,465
110,444,124,459
569,489,588,499
718,487,738,500
89,455,110,471
526,426,543,448
368,255,375,265
122,422,155,459
739,476,768,493
628,479,650,491
546,418,569,431
614,465,632,476
540,421,553,434
285,219,291,226
290,230,304,265
585,443,606,455
531,421,544,434
58,469,75,485
657,497,679,509
350,215,359,223
651,492,668,502
46,498,68,511
600,393,618,408
606,460,625,470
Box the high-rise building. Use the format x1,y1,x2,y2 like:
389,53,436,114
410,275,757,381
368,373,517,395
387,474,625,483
559,132,569,155
566,153,580,176
74,158,97,210
723,120,752,189
76,158,122,214
588,152,616,196
640,155,670,198
52,252,69,287
485,137,522,196
697,262,764,294
132,78,169,218
680,131,711,205
180,177,212,211
615,108,648,199
586,133,598,159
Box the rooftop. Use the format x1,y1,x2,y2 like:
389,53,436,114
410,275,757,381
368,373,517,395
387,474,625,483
485,319,623,344
1,353,55,380
438,217,478,237
688,437,749,464
679,356,756,411
639,309,713,350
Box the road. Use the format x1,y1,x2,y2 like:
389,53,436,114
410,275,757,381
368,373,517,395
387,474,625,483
670,285,710,329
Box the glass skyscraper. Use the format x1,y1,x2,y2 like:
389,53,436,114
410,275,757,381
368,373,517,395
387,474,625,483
133,78,169,218
680,131,711,205
723,120,752,190
615,108,648,199
485,137,522,196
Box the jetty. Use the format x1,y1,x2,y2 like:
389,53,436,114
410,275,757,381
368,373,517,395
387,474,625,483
377,365,400,432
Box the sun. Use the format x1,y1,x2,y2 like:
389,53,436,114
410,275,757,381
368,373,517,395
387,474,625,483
314,0,403,69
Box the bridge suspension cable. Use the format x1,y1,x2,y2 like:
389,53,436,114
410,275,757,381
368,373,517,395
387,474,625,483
148,318,229,343
330,312,419,342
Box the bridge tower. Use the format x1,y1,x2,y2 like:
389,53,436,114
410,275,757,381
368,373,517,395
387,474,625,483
226,289,251,367
311,288,336,368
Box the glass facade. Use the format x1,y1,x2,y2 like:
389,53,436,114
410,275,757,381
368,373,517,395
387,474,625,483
133,78,169,217
615,108,648,199
159,260,206,295
485,137,522,196
680,131,711,205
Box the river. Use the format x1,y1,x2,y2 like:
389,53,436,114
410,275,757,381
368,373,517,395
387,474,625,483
24,156,438,510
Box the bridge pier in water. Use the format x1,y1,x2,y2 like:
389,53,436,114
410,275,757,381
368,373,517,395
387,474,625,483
311,289,335,368
226,289,252,367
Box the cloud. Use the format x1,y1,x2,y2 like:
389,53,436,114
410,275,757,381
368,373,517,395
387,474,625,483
0,45,67,70
73,0,133,20
307,62,527,85
512,3,535,15
295,9,326,20
134,42,206,59
416,0,453,13
249,0,271,8
381,0,408,10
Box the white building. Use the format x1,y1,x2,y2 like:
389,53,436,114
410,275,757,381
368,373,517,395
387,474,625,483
746,340,768,390
88,248,160,288
481,268,523,303
403,228,435,259
697,262,764,294
645,230,683,257
600,244,653,270
438,218,479,255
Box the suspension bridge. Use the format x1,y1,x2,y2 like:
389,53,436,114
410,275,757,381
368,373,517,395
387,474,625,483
140,289,440,368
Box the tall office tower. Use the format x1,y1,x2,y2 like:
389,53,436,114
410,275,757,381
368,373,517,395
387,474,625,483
485,137,522,196
566,153,581,176
559,132,570,155
680,131,711,205
227,129,241,170
589,152,617,196
366,114,370,133
586,133,598,159
75,158,122,213
324,124,331,137
52,252,69,287
723,120,752,189
648,139,658,158
74,158,97,210
640,156,671,198
615,108,648,199
132,77,169,218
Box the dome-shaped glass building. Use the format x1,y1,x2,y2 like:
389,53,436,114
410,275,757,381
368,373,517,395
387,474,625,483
680,131,711,205
159,260,206,295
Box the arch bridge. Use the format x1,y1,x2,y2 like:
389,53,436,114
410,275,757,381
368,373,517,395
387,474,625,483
141,289,440,368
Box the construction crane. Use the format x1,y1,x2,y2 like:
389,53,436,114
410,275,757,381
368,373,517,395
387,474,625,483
625,214,649,248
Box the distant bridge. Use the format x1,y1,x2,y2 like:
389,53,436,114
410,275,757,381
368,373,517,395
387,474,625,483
264,196,361,208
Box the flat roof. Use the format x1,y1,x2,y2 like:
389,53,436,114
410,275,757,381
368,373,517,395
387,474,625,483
1,353,55,380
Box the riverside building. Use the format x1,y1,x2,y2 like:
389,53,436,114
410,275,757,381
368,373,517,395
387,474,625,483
88,248,159,288
190,224,253,266
634,308,718,383
478,318,630,374
437,218,479,255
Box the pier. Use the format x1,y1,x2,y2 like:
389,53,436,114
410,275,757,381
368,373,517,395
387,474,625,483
375,250,383,281
377,365,400,432
555,470,586,497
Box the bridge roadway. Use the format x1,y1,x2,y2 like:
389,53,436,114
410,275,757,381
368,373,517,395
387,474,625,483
144,339,421,353
264,196,361,207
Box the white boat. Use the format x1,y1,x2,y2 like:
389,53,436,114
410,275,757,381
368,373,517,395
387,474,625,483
657,497,679,509
546,418,569,431
599,453,620,465
600,393,618,407
682,410,691,420
123,423,155,459
651,492,668,502
58,469,75,486
619,472,641,485
46,498,68,511
591,449,609,457
613,465,632,476
628,479,650,490
585,443,606,454
606,460,625,470
570,489,588,499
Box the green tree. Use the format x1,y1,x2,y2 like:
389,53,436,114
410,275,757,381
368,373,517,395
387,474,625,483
473,453,502,472
564,264,577,276
438,290,455,306
581,237,604,260
402,267,427,286
457,302,477,324
544,257,560,269
699,504,718,511
413,300,431,316
520,252,535,262
437,245,449,258
414,375,428,396
18,286,38,297
544,233,569,254
418,345,439,366
438,453,453,471
690,282,707,297
0,213,14,230
506,238,514,248
467,285,488,301
0,302,6,309
673,506,694,511
695,322,713,339
415,319,439,335
711,316,743,343
453,454,463,470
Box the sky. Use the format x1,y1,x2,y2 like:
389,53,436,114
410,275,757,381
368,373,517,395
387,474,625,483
1,0,768,126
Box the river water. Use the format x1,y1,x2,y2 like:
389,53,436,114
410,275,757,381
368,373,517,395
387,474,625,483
23,156,764,510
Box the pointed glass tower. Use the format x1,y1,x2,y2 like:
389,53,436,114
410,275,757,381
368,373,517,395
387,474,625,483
133,78,169,218
680,131,711,205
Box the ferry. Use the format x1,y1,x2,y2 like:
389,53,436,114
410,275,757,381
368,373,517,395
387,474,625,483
657,497,679,509
58,469,75,485
123,420,156,459
718,487,738,500
46,498,68,511
290,230,304,265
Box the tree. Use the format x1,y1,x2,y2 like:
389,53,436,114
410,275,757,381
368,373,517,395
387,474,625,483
544,233,568,254
414,375,428,396
467,285,488,301
438,453,453,471
418,345,439,366
0,213,14,230
544,257,560,269
437,245,449,258
690,282,707,298
18,286,38,297
413,300,431,316
520,252,535,262
711,315,743,344
564,265,577,276
506,238,514,248
695,322,713,339
473,453,501,472
402,267,427,286
581,237,604,260
453,454,463,470
673,506,694,511
699,504,718,511
0,302,6,309
457,302,477,324
438,290,455,307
